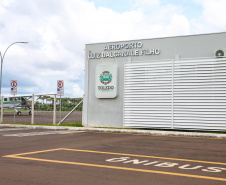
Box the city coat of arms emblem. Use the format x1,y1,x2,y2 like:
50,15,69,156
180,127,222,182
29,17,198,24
100,71,112,85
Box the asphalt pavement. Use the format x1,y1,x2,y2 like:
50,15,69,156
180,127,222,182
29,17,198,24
0,125,226,185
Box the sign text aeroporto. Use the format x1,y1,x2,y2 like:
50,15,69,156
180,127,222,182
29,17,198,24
88,41,160,59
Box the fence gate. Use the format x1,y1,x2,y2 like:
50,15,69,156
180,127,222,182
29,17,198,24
124,58,226,131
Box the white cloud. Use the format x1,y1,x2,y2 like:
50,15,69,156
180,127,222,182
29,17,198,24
165,14,190,35
133,0,160,10
202,0,226,29
0,0,225,97
193,0,226,32
72,84,84,97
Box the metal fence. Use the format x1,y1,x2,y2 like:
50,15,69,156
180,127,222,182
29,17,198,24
0,94,83,125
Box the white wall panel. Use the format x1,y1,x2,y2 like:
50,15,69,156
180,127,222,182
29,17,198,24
124,58,226,131
124,60,173,129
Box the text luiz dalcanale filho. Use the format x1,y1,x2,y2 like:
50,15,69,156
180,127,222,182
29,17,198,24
88,42,160,59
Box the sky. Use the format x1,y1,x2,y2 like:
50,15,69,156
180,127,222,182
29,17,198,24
0,0,226,97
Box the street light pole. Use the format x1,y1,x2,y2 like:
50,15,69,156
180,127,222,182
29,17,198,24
0,42,28,98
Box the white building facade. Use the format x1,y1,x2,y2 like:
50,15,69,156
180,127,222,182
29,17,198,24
83,32,226,131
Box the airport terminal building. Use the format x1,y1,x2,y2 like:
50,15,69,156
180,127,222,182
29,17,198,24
83,32,226,131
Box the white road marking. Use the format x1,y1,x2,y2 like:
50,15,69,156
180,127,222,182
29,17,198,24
106,157,226,173
3,131,77,137
0,128,29,131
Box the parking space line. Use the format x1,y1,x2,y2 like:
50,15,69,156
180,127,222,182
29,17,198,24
4,148,63,157
0,128,29,131
60,131,85,134
3,148,226,182
62,148,226,166
4,148,226,166
2,131,78,137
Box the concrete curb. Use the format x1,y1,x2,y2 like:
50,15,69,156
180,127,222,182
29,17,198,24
0,124,226,139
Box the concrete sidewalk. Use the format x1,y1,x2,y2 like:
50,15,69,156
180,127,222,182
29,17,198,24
0,123,226,139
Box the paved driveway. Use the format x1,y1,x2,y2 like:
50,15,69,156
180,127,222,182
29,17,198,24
0,127,226,185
